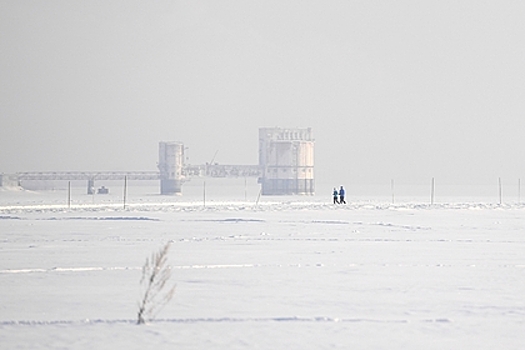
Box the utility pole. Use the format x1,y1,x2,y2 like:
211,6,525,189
499,177,502,205
123,176,127,209
68,181,71,209
430,177,435,205
391,179,395,204
203,180,206,208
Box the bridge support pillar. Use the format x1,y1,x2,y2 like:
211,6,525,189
0,174,19,188
160,179,183,195
87,179,95,195
158,142,185,195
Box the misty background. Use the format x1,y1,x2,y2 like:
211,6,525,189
2,1,525,195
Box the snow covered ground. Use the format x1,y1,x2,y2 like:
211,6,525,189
1,184,525,349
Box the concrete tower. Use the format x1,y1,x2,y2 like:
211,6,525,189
158,141,185,195
259,127,314,195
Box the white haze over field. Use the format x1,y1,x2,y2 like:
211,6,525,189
2,2,525,348
2,1,525,189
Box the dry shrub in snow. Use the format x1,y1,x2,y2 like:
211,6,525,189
137,242,176,324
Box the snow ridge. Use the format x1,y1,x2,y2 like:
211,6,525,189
1,316,450,327
2,201,525,215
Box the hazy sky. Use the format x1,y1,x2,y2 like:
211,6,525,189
2,1,525,187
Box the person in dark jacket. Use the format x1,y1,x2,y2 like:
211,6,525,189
333,188,340,204
339,186,346,204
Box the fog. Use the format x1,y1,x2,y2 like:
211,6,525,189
2,1,525,190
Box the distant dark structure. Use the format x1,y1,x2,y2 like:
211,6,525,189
0,174,18,188
4,128,315,196
97,186,109,194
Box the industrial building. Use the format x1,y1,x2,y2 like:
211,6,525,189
258,127,315,195
158,141,185,195
3,127,315,196
156,127,315,196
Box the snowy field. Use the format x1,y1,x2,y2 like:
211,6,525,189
1,182,525,349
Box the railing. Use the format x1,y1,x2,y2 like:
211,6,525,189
16,165,263,181
16,171,161,181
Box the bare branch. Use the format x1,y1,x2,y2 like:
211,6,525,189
137,242,176,324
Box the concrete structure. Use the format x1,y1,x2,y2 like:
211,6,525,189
158,141,185,195
259,127,314,195
0,174,19,188
3,128,315,196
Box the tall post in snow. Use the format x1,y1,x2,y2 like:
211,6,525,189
391,179,395,204
430,177,435,205
255,186,262,207
203,180,206,208
499,177,502,205
518,178,521,204
123,176,127,209
68,181,71,209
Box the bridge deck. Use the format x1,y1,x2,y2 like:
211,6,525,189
16,165,262,181
17,171,160,181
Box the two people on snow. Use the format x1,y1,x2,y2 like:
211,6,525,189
333,186,346,204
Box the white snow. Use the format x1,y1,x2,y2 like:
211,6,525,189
1,186,525,349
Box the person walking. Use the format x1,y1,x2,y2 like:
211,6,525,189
339,186,346,204
332,188,340,204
